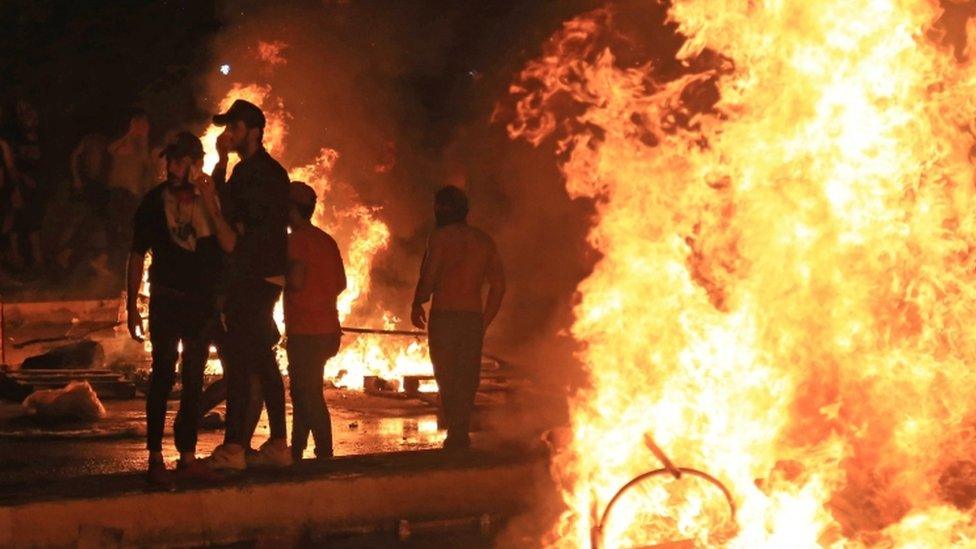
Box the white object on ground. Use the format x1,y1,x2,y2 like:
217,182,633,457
22,380,106,421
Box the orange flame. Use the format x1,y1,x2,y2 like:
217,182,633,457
199,82,433,391
286,149,432,389
257,40,289,66
202,83,289,174
510,2,976,547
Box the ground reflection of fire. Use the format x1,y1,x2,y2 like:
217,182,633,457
135,81,434,391
508,2,976,548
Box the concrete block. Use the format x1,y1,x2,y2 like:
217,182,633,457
0,450,546,548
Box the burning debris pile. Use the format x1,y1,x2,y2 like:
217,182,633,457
506,1,976,547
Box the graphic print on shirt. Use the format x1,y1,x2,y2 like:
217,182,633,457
163,185,213,252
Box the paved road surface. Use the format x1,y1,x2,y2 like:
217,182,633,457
0,389,444,495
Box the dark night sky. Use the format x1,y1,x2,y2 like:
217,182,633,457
0,0,612,183
1,1,216,139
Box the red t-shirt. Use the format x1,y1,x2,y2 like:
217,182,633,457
285,224,346,335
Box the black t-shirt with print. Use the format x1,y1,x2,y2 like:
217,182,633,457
131,181,222,298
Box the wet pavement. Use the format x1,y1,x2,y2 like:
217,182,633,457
0,444,547,547
0,388,445,495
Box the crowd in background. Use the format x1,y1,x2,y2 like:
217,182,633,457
0,103,172,293
0,100,44,279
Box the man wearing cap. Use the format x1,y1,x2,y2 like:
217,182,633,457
284,181,346,461
198,99,292,469
126,132,224,484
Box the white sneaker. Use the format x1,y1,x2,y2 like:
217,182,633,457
203,443,247,472
246,439,293,468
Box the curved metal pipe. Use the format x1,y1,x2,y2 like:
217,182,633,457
590,466,736,549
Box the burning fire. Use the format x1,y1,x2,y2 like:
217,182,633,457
257,40,289,67
198,81,432,391
202,83,289,174
509,2,976,547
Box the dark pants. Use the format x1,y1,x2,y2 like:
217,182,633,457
222,279,285,445
199,372,265,447
287,333,341,459
428,310,483,444
146,291,216,453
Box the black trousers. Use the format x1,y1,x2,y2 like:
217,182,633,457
222,279,286,445
146,290,217,453
428,310,484,442
287,333,341,459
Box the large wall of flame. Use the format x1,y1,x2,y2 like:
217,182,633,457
505,1,976,547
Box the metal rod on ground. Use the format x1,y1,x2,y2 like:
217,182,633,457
341,327,427,337
645,434,683,480
13,321,123,349
9,323,423,349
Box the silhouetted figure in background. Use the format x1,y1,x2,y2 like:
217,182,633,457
199,99,291,470
285,181,346,462
108,109,153,275
56,133,111,276
0,105,19,274
126,132,223,485
9,100,44,271
411,185,505,449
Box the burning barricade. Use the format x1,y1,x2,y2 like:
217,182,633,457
503,1,976,547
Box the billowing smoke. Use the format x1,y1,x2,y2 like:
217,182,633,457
195,1,627,394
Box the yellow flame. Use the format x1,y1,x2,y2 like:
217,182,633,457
197,81,433,391
287,151,433,390
510,1,976,547
257,40,289,66
202,83,289,174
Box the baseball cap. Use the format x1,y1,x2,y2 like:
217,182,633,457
289,181,317,208
212,99,266,129
160,131,204,160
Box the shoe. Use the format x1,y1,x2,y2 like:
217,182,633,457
443,431,471,450
203,444,247,472
246,439,293,468
177,458,224,482
146,460,172,486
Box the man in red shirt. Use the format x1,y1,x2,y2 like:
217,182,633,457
285,181,346,461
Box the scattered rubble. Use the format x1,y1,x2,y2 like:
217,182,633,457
200,410,225,430
0,373,32,403
21,340,104,371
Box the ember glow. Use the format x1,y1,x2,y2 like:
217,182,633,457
509,1,976,547
256,40,289,67
198,81,433,391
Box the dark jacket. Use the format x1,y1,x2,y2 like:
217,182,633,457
214,147,289,284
